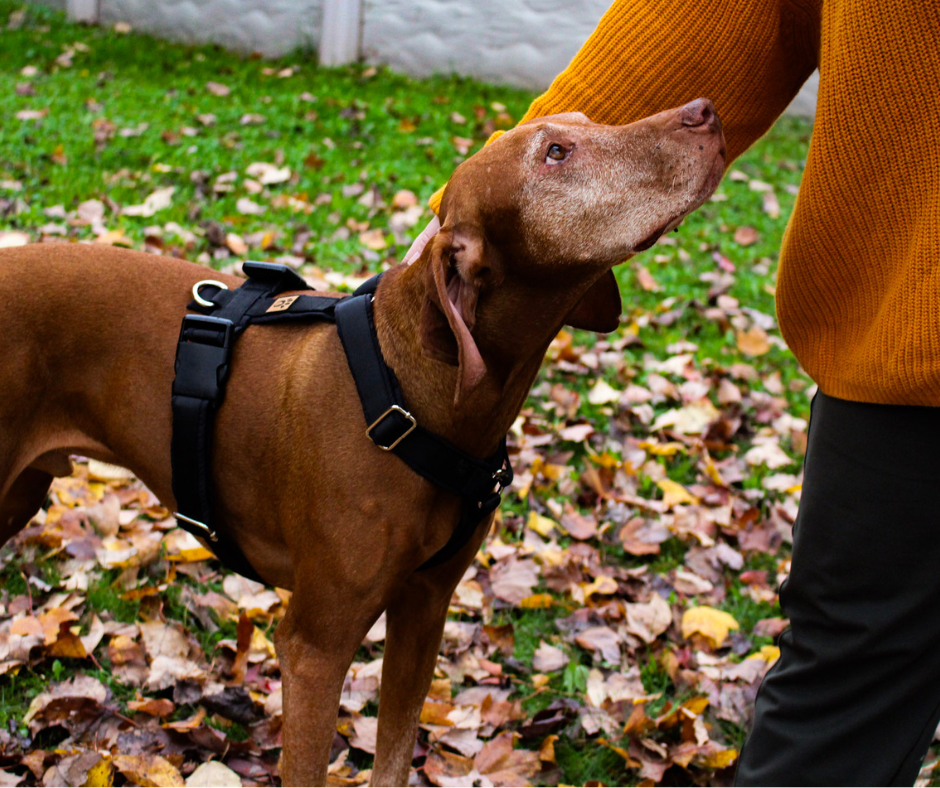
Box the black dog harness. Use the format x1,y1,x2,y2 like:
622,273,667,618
170,261,512,584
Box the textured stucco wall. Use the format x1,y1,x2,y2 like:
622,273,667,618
98,0,323,57
361,0,611,91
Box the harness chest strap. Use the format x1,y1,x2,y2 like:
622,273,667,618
170,262,512,583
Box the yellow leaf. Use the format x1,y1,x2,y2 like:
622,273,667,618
638,440,686,457
168,546,215,563
578,576,619,601
682,696,710,716
519,593,554,609
588,451,621,469
702,748,738,769
250,625,277,658
747,645,781,665
656,479,699,508
681,606,740,649
83,755,113,787
112,754,183,787
539,463,566,481
702,454,726,486
526,512,557,537
539,734,558,764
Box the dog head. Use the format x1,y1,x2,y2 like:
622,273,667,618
421,99,726,406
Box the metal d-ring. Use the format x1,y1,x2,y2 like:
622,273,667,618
192,280,229,307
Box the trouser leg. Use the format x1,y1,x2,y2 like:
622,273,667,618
736,392,940,786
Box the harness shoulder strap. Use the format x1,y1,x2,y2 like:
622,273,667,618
334,294,512,570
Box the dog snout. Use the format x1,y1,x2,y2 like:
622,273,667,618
679,98,720,132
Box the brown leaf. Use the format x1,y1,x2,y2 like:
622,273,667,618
636,266,661,292
532,641,568,673
574,626,622,664
559,504,597,540
41,751,101,788
424,749,475,786
733,226,759,245
473,731,541,787
10,616,43,638
230,611,253,685
482,623,514,658
489,557,540,605
47,631,87,659
625,594,672,644
619,517,664,556
736,327,771,356
348,714,378,754
127,697,175,717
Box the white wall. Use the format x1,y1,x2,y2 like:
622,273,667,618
361,0,611,91
98,0,323,58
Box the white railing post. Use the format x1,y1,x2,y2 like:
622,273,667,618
319,0,362,66
66,0,99,23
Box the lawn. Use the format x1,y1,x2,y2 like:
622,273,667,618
0,2,842,786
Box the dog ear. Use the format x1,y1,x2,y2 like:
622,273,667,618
565,270,622,333
420,226,488,407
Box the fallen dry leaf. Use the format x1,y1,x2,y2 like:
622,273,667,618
736,327,771,356
681,606,740,649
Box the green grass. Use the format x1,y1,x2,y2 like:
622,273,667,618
0,0,534,273
555,739,630,787
86,569,141,623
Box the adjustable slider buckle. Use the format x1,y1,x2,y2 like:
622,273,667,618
172,315,234,404
366,405,417,451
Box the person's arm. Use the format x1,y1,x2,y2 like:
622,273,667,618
428,0,818,214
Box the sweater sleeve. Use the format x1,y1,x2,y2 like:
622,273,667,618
430,0,818,213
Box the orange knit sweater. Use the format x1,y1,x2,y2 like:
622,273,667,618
434,0,940,406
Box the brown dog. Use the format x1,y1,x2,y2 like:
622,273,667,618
0,98,724,785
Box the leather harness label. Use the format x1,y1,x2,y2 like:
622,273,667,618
266,295,299,313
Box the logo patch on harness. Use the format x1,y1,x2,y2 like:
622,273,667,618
266,296,299,313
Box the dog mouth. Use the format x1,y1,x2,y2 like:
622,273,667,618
633,150,725,253
633,214,686,252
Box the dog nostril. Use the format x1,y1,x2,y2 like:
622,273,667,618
680,98,716,128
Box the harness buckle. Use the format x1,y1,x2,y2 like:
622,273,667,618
172,315,234,404
366,405,417,451
242,260,292,280
174,512,219,543
492,466,513,495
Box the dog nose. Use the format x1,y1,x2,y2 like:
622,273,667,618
680,98,718,131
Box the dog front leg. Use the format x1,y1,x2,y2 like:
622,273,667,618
371,573,455,787
275,584,383,786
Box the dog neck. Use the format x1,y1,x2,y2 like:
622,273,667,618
372,249,596,459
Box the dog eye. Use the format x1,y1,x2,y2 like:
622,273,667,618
546,144,568,163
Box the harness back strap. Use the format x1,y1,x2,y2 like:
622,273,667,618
170,263,512,583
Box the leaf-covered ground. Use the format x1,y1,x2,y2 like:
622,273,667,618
3,4,911,787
